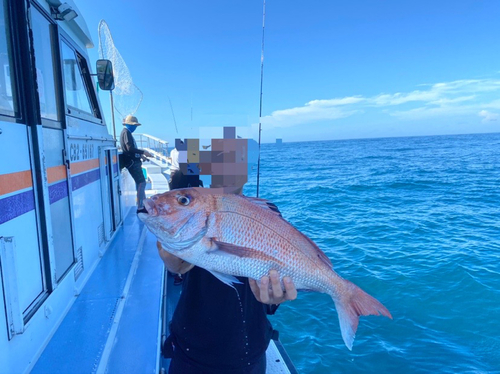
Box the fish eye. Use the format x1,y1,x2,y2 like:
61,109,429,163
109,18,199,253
177,195,190,206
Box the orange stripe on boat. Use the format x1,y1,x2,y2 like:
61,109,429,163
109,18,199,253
0,170,33,196
47,165,67,184
71,158,99,175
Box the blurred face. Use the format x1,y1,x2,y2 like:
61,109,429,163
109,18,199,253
176,137,249,194
200,138,248,191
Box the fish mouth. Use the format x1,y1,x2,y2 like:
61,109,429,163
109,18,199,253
140,199,159,217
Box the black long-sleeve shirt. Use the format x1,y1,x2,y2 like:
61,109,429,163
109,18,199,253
170,267,273,372
120,128,144,160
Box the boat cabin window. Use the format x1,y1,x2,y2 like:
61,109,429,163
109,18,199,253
61,41,92,115
30,8,59,122
61,40,102,121
0,0,17,118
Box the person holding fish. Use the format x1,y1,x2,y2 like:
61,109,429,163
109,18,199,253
139,127,392,372
156,129,298,374
119,115,152,210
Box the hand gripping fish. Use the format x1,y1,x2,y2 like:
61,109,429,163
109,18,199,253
138,187,392,350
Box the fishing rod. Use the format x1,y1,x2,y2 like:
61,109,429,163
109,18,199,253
256,0,266,198
167,96,179,134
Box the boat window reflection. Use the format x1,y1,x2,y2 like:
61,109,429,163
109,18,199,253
61,41,92,115
30,8,58,121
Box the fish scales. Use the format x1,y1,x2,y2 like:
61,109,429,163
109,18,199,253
139,187,392,350
216,195,334,273
209,196,330,289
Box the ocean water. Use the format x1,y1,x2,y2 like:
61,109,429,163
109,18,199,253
245,133,500,373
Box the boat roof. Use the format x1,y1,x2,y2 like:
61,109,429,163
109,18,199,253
45,0,94,48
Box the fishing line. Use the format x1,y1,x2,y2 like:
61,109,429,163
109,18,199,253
256,0,266,198
167,96,179,134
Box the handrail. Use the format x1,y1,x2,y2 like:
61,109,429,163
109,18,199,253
133,133,170,165
135,133,169,145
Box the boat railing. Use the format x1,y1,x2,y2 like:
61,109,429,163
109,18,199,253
134,133,170,165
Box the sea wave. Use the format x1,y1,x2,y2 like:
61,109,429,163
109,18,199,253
259,133,500,373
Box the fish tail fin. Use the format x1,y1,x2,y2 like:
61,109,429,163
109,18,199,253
331,279,392,350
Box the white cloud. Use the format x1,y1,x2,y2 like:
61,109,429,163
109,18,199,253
431,79,500,93
371,90,439,106
482,99,500,110
260,99,361,128
259,78,500,129
370,80,498,106
307,96,365,107
428,96,476,105
391,105,475,120
478,110,499,123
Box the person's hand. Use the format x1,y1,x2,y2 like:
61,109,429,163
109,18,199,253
143,150,153,158
249,270,297,305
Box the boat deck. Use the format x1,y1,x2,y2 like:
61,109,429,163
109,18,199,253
32,210,164,373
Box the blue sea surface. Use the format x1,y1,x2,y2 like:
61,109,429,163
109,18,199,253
245,133,500,373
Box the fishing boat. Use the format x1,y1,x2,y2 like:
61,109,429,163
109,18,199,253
0,1,296,372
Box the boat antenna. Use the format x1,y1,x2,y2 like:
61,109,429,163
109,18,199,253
256,0,266,198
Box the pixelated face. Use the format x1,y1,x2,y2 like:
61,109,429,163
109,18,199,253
179,139,200,175
175,138,187,151
199,138,249,189
174,127,253,192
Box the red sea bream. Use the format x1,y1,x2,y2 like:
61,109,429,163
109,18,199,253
138,187,392,349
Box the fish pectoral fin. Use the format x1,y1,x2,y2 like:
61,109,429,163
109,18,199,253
208,270,242,289
211,239,285,267
212,240,259,258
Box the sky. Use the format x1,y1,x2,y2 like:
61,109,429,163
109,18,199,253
76,0,500,144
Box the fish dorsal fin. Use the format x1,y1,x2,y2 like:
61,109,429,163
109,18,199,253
244,197,283,217
242,197,332,269
295,229,333,268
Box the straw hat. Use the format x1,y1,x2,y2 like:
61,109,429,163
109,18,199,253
123,115,141,126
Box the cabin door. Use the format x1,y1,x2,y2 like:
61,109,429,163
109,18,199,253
30,6,75,282
100,147,122,240
42,129,75,281
0,1,49,337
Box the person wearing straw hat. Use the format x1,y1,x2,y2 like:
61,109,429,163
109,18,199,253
120,115,152,210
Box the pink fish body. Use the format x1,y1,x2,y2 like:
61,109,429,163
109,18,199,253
139,187,392,349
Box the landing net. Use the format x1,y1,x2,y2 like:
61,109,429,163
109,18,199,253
98,20,143,118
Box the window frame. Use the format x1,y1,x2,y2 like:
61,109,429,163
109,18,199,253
0,0,22,123
29,3,63,129
59,31,103,125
